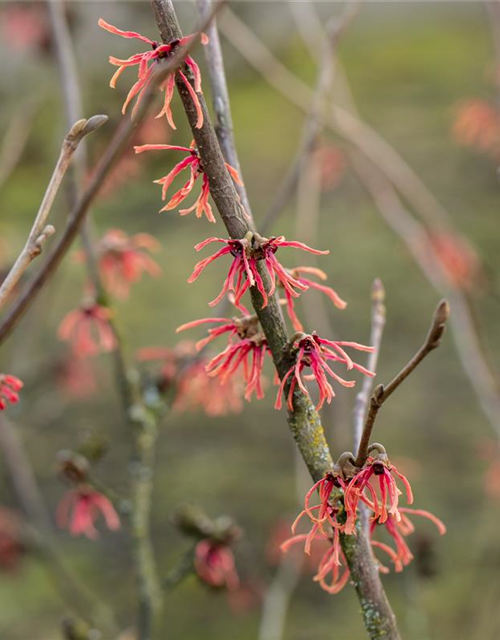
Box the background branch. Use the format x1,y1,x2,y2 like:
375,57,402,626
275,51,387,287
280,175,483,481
356,299,449,467
353,279,386,453
196,0,253,220
0,117,105,312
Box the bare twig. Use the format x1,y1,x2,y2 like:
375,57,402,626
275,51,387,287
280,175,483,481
350,151,500,444
196,0,253,220
47,0,102,288
219,7,467,239
353,279,386,454
258,556,302,640
355,300,449,468
261,4,357,234
486,0,500,105
221,5,500,447
0,116,106,312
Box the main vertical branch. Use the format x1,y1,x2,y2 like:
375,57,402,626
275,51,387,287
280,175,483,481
150,3,400,638
150,0,333,483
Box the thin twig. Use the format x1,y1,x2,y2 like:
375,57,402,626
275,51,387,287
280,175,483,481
261,3,357,234
47,0,103,288
196,0,253,220
219,7,465,239
0,116,106,312
350,151,500,444
486,0,500,106
353,279,386,453
355,300,449,468
221,5,500,447
258,556,302,640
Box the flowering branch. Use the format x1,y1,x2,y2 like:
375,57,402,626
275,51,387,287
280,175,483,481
355,299,450,468
150,3,401,638
0,116,106,313
0,7,220,348
150,0,333,482
353,279,386,453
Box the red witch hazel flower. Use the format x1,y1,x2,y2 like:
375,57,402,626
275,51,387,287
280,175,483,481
281,266,347,331
429,231,483,293
134,141,242,223
173,360,244,416
275,332,374,412
280,470,349,594
453,99,500,158
58,301,116,358
57,487,120,539
343,444,413,534
98,18,208,126
93,228,161,299
195,539,240,591
177,310,270,402
0,374,23,410
188,232,329,309
282,449,446,595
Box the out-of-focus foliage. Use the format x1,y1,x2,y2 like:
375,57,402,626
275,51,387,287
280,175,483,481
0,2,499,639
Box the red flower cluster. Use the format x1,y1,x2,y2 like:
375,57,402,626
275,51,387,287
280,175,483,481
453,99,500,158
0,4,50,54
177,312,270,402
58,302,116,358
0,374,23,410
138,342,244,416
173,360,244,416
57,487,120,539
429,231,482,293
93,228,161,299
343,455,413,534
275,332,374,411
134,142,242,223
282,451,445,594
99,19,207,125
195,539,240,591
188,234,329,309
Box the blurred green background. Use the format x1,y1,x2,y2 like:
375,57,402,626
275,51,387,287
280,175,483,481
0,1,499,639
